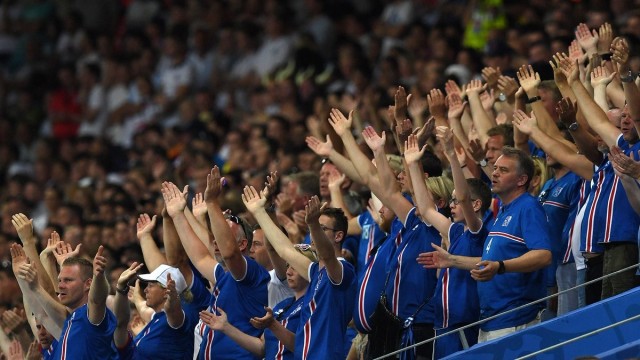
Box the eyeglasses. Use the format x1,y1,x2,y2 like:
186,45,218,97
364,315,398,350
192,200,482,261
319,224,338,232
449,198,477,206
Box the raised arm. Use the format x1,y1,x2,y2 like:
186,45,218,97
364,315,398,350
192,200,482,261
39,232,62,292
306,135,364,184
327,168,353,219
88,246,109,325
438,127,483,232
113,262,143,348
609,146,640,215
129,280,153,323
163,274,185,329
404,134,451,235
162,182,217,284
611,37,640,131
561,54,621,148
305,197,342,284
513,110,593,180
165,202,194,287
243,186,312,281
590,65,615,112
205,166,247,280
466,79,496,147
12,214,56,297
136,214,166,272
517,65,563,141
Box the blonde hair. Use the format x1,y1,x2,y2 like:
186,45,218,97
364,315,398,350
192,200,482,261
529,157,550,196
425,176,454,205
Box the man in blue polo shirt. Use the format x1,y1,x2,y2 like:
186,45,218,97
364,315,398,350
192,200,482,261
423,147,552,342
161,168,270,360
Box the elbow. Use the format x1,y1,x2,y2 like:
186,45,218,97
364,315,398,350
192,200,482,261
541,250,552,267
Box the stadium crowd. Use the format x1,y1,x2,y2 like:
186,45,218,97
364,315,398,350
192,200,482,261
1,0,640,359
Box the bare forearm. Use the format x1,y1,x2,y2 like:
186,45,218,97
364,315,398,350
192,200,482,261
184,209,211,248
450,255,483,270
206,202,237,258
529,128,593,179
163,215,187,267
34,285,67,331
39,252,59,292
328,149,363,184
502,249,551,272
468,93,495,145
269,321,295,352
221,323,264,357
89,273,109,323
139,235,166,272
23,241,56,297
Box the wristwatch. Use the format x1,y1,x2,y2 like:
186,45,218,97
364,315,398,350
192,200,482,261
568,122,579,131
526,96,542,104
497,260,506,274
621,70,635,83
479,159,488,167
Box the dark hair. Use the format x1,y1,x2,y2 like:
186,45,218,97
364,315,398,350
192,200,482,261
62,257,93,281
421,150,443,177
291,171,320,197
467,178,492,214
487,124,515,147
320,207,348,234
500,146,534,189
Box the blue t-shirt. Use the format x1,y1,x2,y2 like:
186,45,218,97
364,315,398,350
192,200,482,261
384,208,440,325
355,212,386,278
581,135,640,249
41,340,57,360
295,259,356,360
134,310,194,359
434,221,488,329
264,296,305,360
477,193,552,331
52,304,118,360
198,257,270,360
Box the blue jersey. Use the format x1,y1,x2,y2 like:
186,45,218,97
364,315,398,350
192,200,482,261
264,296,305,360
385,208,440,324
134,310,194,359
41,340,57,360
434,221,488,329
295,259,356,360
581,135,640,249
355,212,386,278
477,193,552,331
52,304,117,360
353,217,403,333
198,257,270,360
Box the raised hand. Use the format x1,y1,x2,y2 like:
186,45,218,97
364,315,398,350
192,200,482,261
590,65,616,88
447,93,466,119
11,213,34,244
568,39,586,64
200,308,228,332
263,171,279,206
427,88,446,119
192,193,207,218
304,196,326,225
162,182,188,217
480,89,496,112
16,262,38,288
362,126,386,152
481,67,501,89
276,213,301,243
517,65,541,97
53,240,82,266
611,37,630,69
164,273,180,309
117,262,143,291
467,138,485,163
416,243,454,269
464,79,485,96
395,118,414,147
136,213,157,239
609,146,640,179
305,135,333,157
366,198,383,227
42,231,62,257
556,98,578,127
7,339,23,360
598,22,613,55
414,116,435,146
328,108,353,136
25,340,40,360
512,110,538,135
435,126,455,156
275,192,293,215
404,134,426,165
327,168,345,192
249,307,275,330
575,23,598,54
9,243,28,274
129,280,144,304
556,53,579,84
444,80,462,97
242,185,267,214
2,308,26,335
497,75,518,100
408,94,427,121
93,245,107,277
292,209,307,230
204,166,223,203
394,86,410,122
550,53,569,87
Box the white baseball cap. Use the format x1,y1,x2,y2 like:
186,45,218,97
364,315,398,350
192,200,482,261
138,264,188,294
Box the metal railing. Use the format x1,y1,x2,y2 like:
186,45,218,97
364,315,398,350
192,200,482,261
374,261,640,360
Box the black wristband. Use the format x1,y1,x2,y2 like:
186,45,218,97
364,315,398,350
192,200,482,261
497,260,506,274
601,53,612,61
526,96,541,104
116,286,129,295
